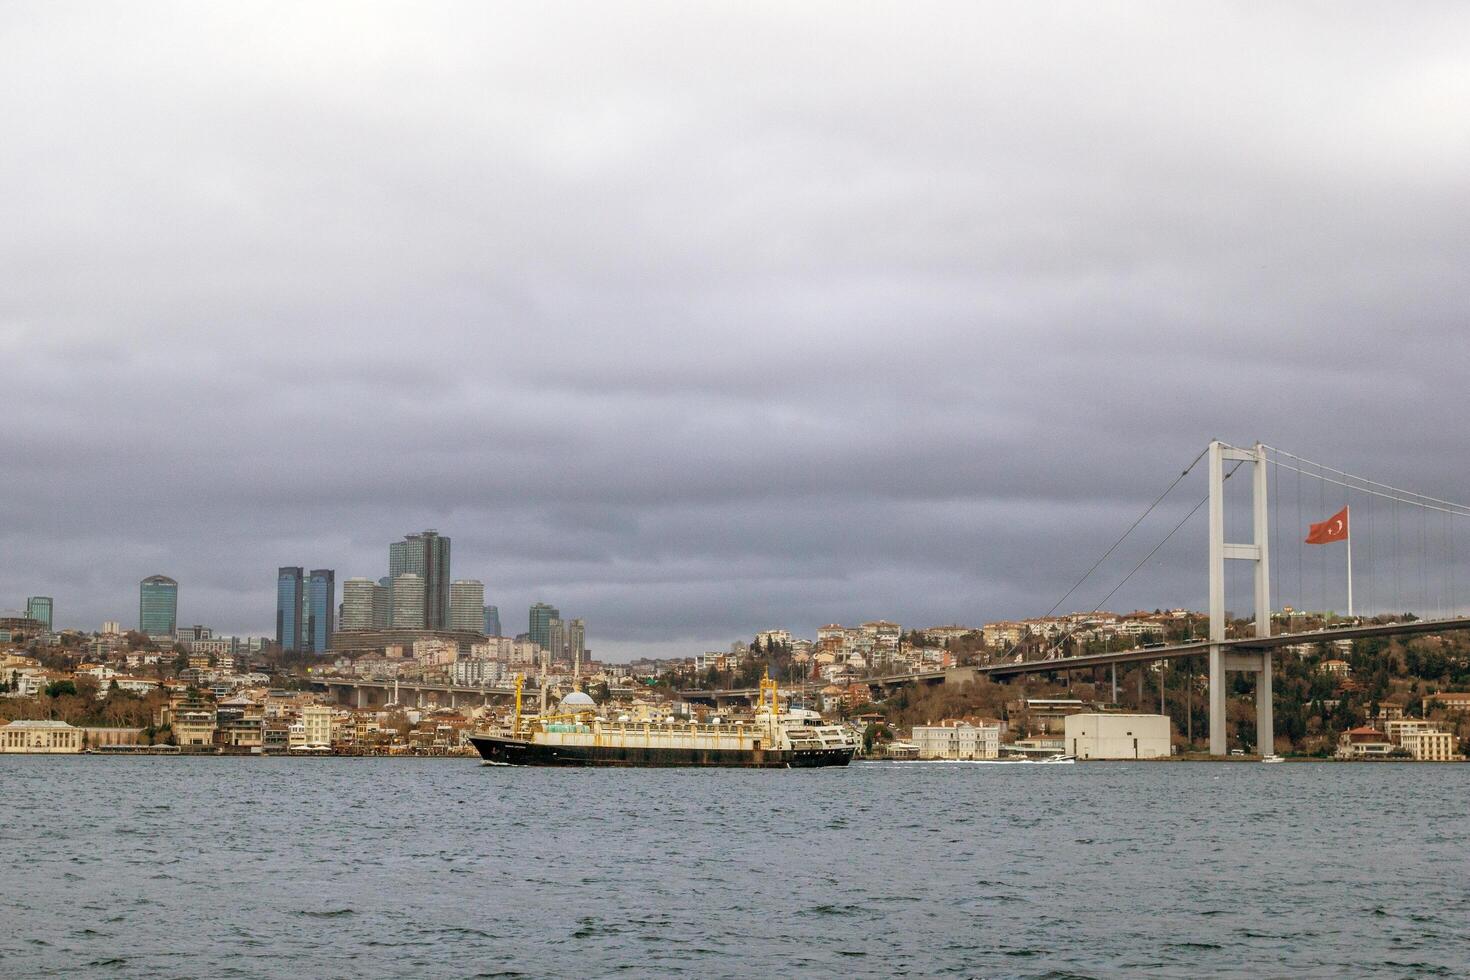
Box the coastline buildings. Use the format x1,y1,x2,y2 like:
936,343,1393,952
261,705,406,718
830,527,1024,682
139,575,178,638
389,531,451,629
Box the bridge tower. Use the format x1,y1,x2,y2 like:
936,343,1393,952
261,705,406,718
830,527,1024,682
1208,441,1272,756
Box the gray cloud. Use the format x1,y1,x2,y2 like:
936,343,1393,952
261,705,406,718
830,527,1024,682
3,3,1469,657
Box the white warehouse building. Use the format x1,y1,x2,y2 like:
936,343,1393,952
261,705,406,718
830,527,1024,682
1063,713,1171,760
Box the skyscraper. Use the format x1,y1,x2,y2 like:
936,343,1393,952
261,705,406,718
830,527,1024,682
276,567,304,652
307,569,335,653
25,596,53,632
529,602,558,651
373,578,391,627
547,617,566,661
568,617,585,668
449,580,486,633
392,573,426,628
341,577,389,631
483,605,501,637
140,575,178,638
388,530,451,629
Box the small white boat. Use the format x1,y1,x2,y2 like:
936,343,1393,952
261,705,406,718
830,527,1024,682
1260,754,1285,764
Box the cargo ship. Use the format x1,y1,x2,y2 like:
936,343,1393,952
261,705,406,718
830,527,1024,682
469,674,856,768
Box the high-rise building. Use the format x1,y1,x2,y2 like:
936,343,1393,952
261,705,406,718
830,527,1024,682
276,567,304,652
547,617,566,661
373,578,391,627
139,575,178,638
25,597,53,632
307,569,335,653
568,617,585,669
340,577,388,631
449,580,486,633
529,602,558,651
388,530,451,629
483,605,501,637
391,573,426,628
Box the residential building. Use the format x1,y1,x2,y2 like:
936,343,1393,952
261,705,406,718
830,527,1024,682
1424,692,1470,713
276,567,304,652
25,597,53,631
391,574,426,629
911,720,1000,760
1384,719,1440,745
483,605,501,637
1320,659,1352,677
139,575,178,638
1401,729,1456,761
1064,713,1171,759
1336,726,1395,759
449,580,486,633
529,602,559,651
307,569,335,653
389,530,451,629
301,705,334,748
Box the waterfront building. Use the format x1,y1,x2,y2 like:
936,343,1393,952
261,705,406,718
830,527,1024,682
25,597,53,631
484,605,501,637
276,567,304,652
139,575,178,638
1063,713,1172,760
911,721,1000,760
1336,726,1395,759
301,705,334,748
449,580,486,633
307,569,335,653
529,602,558,651
0,719,83,754
1401,729,1457,761
389,530,451,629
391,574,426,629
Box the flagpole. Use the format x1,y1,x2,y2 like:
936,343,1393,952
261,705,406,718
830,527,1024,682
1346,505,1354,619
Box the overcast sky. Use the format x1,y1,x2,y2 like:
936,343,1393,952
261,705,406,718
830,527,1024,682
3,3,1468,658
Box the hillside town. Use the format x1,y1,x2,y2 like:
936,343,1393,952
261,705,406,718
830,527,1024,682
3,598,1468,761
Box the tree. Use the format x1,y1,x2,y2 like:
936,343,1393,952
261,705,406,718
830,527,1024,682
44,680,77,698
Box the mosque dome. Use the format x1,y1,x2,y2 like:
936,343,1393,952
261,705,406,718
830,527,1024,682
559,691,596,712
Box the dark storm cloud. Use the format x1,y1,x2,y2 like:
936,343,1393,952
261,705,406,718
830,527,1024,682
3,3,1469,657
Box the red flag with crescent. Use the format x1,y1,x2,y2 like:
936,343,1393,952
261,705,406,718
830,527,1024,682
1305,506,1349,544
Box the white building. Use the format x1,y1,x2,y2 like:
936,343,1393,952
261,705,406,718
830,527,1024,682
1,719,83,753
1401,729,1456,761
301,705,335,748
911,721,1000,760
1063,713,1171,759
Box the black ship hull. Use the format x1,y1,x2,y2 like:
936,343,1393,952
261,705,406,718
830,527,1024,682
469,734,853,768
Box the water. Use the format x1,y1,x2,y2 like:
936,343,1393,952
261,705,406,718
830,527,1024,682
1,757,1466,978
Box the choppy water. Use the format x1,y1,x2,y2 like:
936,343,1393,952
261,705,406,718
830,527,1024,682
1,757,1467,978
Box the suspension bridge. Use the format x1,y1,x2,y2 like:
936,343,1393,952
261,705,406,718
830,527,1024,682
693,439,1470,756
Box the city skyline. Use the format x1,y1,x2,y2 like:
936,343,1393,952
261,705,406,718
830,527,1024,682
5,6,1469,660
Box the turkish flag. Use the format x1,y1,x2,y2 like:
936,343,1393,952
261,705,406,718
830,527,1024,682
1306,506,1349,544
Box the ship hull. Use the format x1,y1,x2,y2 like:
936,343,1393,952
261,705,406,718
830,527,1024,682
469,734,852,768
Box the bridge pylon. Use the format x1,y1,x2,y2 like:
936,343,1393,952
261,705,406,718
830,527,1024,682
1208,441,1273,756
